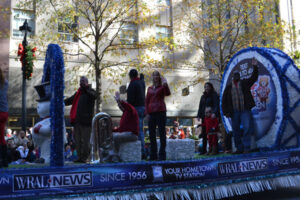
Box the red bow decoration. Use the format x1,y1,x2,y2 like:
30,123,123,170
32,47,37,57
18,44,25,64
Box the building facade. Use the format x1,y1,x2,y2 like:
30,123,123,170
0,0,299,133
1,0,205,132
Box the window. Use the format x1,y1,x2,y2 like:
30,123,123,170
119,22,138,44
178,118,193,126
157,0,171,26
7,116,34,128
156,26,171,40
12,10,35,38
225,0,231,19
157,0,170,6
58,17,78,42
156,26,172,49
166,117,177,126
156,0,172,49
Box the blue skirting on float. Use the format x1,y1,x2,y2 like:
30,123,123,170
1,149,300,199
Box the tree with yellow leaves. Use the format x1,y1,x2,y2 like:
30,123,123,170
16,0,156,112
174,0,284,81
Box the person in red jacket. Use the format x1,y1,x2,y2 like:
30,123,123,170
178,126,185,139
203,107,219,155
145,70,171,160
112,92,139,156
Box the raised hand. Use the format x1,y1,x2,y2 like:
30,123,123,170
252,57,258,66
161,75,167,85
114,91,120,102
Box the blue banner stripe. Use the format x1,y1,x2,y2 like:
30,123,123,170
2,150,300,199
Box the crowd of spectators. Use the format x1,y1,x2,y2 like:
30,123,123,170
5,129,36,164
163,119,232,156
4,128,77,165
166,121,193,140
4,119,231,165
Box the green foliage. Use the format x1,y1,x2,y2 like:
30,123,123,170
24,46,35,80
292,50,300,69
144,136,150,144
189,134,199,140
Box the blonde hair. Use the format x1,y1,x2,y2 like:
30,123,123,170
152,70,162,86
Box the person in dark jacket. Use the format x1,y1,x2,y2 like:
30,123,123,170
64,76,97,163
145,70,171,160
127,69,146,159
197,82,219,154
222,58,258,154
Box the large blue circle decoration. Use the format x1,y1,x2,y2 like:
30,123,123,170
220,47,300,150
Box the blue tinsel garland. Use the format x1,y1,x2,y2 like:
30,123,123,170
43,44,65,167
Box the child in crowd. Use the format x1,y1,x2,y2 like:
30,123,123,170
169,127,179,139
166,127,171,138
202,107,219,155
178,126,185,139
186,127,192,138
64,144,73,161
15,143,29,164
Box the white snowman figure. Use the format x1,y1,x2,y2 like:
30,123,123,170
32,82,52,164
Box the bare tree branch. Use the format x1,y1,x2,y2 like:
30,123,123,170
49,0,94,53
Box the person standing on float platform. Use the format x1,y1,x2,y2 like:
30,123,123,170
145,71,171,161
197,82,219,154
222,58,258,154
64,76,97,163
0,68,9,168
127,69,146,159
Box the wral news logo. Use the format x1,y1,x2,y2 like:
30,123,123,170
13,172,92,191
218,158,268,175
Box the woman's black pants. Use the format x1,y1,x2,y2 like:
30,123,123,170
149,112,166,160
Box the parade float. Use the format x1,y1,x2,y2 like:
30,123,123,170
0,47,299,200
